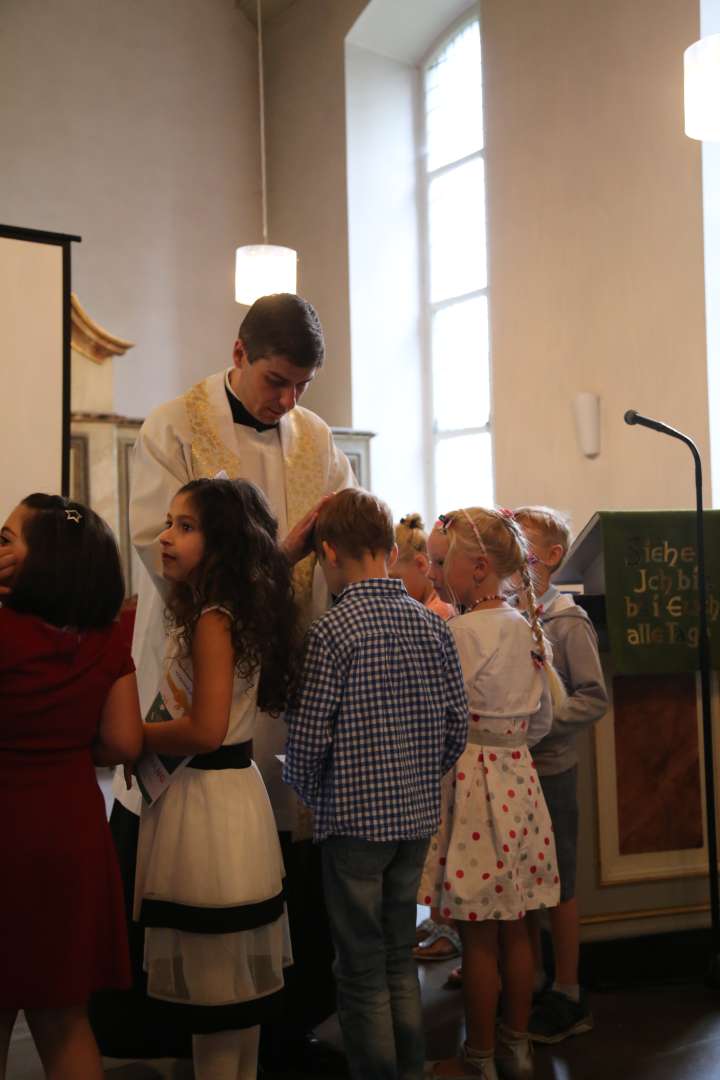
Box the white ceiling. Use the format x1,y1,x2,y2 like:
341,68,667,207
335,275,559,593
347,0,479,66
237,0,478,61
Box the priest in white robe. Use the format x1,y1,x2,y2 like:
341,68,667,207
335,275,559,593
123,322,354,830
96,294,354,1068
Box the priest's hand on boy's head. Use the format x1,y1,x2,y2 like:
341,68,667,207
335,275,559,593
282,494,335,566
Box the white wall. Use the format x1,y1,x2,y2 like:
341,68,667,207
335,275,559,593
0,0,260,420
264,0,368,429
701,0,720,505
345,43,426,515
483,0,709,535
0,238,63,510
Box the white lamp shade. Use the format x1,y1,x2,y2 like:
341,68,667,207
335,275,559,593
684,35,720,141
573,392,601,458
235,244,298,305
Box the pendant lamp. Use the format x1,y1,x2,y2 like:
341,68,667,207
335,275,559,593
235,0,297,304
684,34,720,142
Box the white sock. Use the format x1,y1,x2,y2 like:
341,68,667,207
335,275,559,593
192,1026,260,1080
552,981,580,1003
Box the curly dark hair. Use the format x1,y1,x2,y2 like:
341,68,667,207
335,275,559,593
165,478,300,714
7,493,124,630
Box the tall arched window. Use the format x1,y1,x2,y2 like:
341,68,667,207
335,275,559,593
423,14,492,516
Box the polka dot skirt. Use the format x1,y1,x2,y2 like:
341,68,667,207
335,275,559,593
419,721,560,922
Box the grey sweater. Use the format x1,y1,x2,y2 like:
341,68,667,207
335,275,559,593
532,589,608,776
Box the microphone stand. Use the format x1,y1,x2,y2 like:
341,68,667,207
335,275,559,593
624,410,720,984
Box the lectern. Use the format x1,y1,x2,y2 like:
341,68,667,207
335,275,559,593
554,511,720,938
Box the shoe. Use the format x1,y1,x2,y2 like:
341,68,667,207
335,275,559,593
424,1046,499,1079
260,1032,349,1075
416,916,437,944
495,1024,533,1079
413,922,462,961
464,1042,500,1079
528,988,593,1044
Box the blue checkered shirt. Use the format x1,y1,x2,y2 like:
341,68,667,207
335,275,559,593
283,578,468,842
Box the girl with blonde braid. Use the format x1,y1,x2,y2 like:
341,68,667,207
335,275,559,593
421,508,560,1080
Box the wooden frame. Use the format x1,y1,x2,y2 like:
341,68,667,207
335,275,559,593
594,663,715,885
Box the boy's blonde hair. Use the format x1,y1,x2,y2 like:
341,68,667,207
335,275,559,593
514,506,572,568
436,506,566,707
394,513,428,561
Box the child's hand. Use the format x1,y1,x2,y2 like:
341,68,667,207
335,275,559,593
282,495,334,565
0,549,17,595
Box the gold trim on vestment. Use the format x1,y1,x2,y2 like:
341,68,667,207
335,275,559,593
183,379,325,611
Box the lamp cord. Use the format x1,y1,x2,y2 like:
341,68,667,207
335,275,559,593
257,0,268,244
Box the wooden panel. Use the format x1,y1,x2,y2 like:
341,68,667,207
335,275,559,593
614,673,703,855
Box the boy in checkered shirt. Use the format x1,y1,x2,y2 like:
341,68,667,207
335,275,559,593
283,488,468,1080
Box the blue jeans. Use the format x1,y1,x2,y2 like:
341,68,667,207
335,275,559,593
321,835,430,1080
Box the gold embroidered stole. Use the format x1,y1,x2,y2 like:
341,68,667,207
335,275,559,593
183,377,325,611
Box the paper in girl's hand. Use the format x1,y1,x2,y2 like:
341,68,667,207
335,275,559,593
136,664,193,805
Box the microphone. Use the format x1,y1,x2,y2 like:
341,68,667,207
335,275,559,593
624,410,682,439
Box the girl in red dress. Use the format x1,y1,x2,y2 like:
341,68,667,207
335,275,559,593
0,493,142,1080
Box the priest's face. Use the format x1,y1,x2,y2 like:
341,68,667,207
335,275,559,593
231,341,317,424
159,493,205,583
0,503,32,590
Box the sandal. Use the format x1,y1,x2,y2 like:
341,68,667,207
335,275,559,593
444,964,464,988
413,922,462,961
416,916,437,944
495,1024,533,1079
424,1046,499,1079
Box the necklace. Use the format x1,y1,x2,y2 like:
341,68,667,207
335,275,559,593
469,593,503,611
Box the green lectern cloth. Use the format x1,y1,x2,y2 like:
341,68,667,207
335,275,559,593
601,511,720,674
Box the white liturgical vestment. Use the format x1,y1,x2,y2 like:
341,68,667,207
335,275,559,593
116,369,355,830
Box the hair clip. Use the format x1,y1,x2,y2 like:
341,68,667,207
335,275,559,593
435,514,452,533
65,509,82,524
530,649,545,670
499,507,515,519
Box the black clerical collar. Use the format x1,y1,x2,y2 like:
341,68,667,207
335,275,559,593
225,384,279,433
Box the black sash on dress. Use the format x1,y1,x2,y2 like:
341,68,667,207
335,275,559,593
187,741,252,770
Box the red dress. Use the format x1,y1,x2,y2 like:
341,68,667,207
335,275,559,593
0,607,133,1008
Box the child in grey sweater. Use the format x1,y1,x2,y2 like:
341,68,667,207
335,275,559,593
514,506,608,1045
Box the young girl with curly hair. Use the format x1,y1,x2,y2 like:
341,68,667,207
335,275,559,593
422,508,561,1080
133,478,300,1080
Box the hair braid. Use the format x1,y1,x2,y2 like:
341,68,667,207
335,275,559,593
520,558,567,709
520,559,545,661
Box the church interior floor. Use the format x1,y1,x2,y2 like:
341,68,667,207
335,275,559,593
6,958,720,1079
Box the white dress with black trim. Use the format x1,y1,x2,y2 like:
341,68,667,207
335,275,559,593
133,623,292,1032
